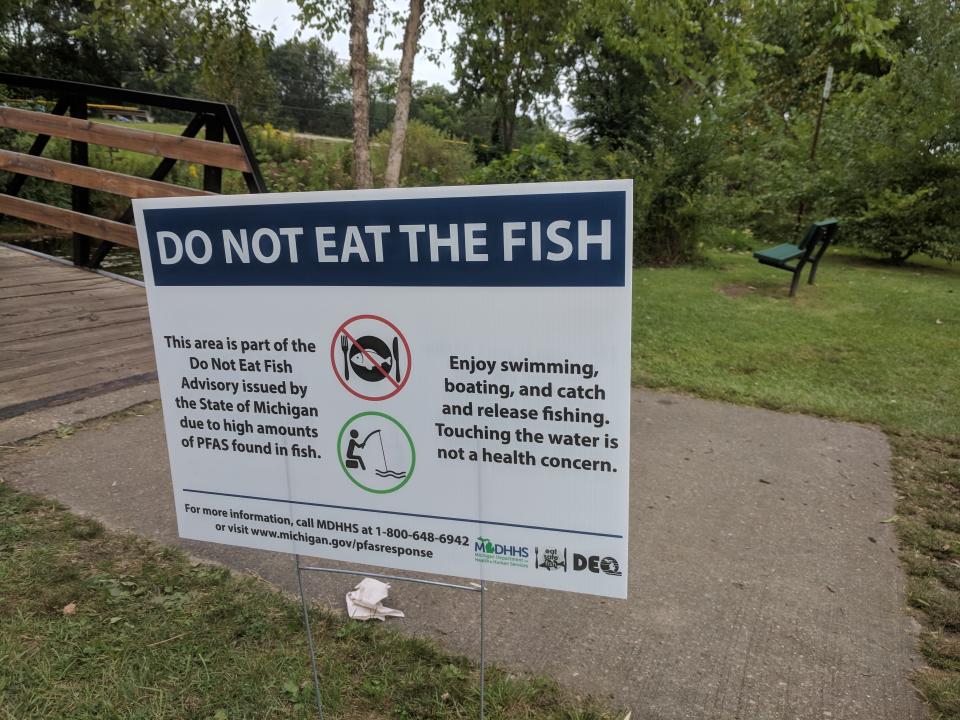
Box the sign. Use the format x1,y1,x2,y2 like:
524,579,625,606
134,181,632,598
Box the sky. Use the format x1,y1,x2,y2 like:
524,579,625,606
249,0,457,89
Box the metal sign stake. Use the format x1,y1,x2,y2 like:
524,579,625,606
479,580,486,720
295,554,325,720
294,561,487,720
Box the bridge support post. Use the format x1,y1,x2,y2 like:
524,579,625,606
69,95,91,267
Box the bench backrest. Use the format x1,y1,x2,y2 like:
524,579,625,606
815,219,839,247
800,219,839,252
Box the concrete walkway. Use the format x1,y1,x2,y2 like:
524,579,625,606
1,389,924,719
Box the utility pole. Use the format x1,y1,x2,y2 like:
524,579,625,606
796,65,834,229
809,65,833,161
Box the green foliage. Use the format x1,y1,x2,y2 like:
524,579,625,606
469,136,605,184
76,0,275,120
748,0,900,116
2,0,958,268
235,124,353,193
192,10,277,119
0,129,71,210
470,135,710,264
686,1,960,265
246,124,312,164
0,0,136,86
565,0,768,264
268,38,351,135
851,185,960,264
696,92,817,248
452,0,573,152
636,136,708,266
371,120,475,187
252,148,354,194
233,120,475,192
814,1,960,262
568,0,759,149
410,83,464,138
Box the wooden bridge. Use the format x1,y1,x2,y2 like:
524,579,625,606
0,244,154,424
0,74,265,440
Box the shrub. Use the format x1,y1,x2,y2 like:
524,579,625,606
470,134,707,266
225,125,353,193
0,131,71,212
370,120,474,187
816,1,960,264
246,123,312,164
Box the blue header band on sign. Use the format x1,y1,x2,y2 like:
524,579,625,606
142,191,627,287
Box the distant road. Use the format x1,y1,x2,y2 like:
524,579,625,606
294,132,352,144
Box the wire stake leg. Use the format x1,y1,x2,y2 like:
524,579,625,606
480,580,486,720
295,554,324,720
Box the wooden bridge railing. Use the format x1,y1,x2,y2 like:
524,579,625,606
0,73,267,267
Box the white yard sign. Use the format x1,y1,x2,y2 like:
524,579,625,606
134,181,632,597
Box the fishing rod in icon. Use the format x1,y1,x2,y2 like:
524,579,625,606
344,428,406,479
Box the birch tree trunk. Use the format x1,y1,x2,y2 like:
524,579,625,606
349,0,374,188
383,0,424,188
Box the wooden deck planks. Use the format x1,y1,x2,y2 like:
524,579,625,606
0,245,157,419
0,305,150,344
0,298,151,329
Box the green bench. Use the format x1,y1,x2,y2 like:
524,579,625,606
753,219,839,297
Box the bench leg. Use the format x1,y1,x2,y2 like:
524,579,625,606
789,260,807,297
808,239,832,286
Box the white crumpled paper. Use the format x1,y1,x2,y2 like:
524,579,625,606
345,578,405,621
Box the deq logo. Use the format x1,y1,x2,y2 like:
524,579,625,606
573,553,623,576
474,536,529,568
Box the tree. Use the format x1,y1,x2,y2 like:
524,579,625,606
366,54,399,136
568,0,766,147
409,83,460,135
347,0,375,187
383,0,424,187
452,0,571,153
747,0,900,118
267,38,347,133
193,8,277,119
79,0,275,120
297,0,442,189
817,0,960,263
0,0,146,87
563,0,763,263
703,0,942,253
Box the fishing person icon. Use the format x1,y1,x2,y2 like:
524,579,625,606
337,412,416,494
330,314,412,401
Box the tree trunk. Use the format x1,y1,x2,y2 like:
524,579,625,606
349,0,373,189
384,0,424,188
500,94,517,153
500,111,514,153
888,247,917,265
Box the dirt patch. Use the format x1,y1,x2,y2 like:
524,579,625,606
718,281,792,298
719,283,758,298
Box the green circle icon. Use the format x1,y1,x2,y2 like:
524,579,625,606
337,411,416,494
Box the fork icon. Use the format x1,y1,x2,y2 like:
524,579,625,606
340,334,350,380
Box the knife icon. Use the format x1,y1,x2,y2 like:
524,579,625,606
392,337,401,381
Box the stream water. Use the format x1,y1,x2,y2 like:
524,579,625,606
5,236,144,280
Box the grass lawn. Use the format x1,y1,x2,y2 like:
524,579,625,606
0,478,613,720
635,247,960,718
633,248,959,435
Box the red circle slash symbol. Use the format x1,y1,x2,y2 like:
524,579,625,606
330,314,411,400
